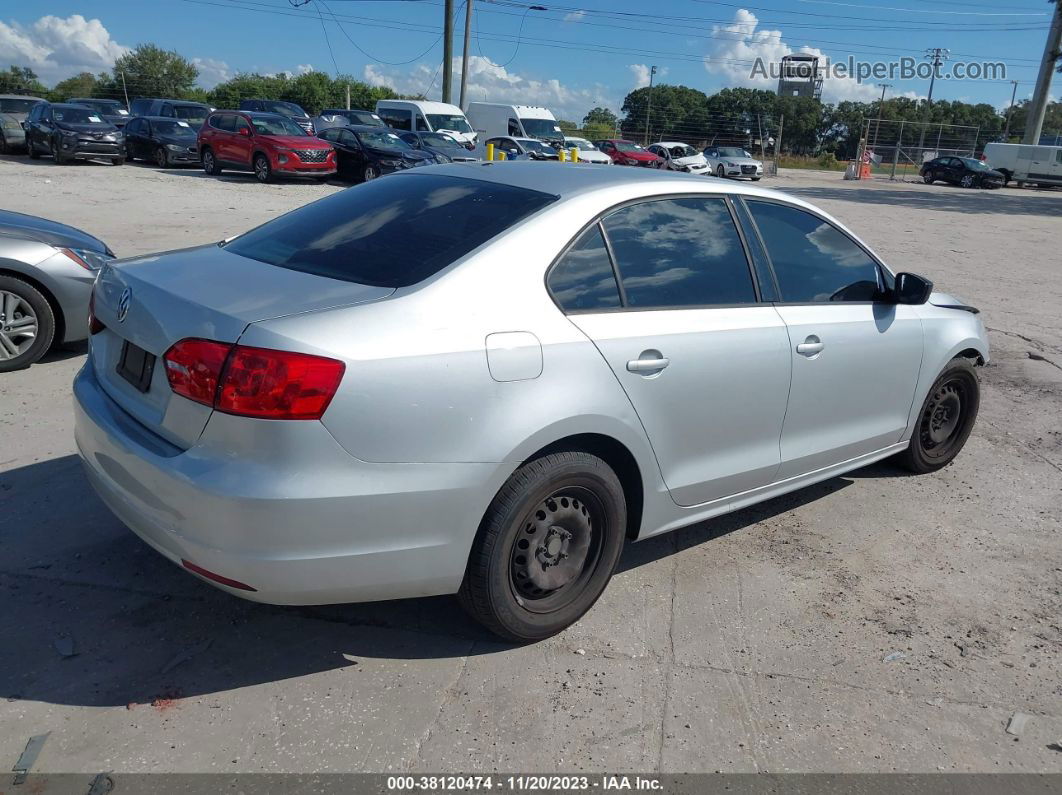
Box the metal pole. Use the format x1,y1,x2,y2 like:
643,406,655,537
872,83,890,150
774,114,783,175
917,49,948,159
1002,80,1018,141
643,65,657,146
442,0,454,104
345,83,350,111
890,120,902,181
458,0,473,109
120,70,130,109
1022,1,1062,145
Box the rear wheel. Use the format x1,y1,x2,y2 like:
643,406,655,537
0,275,55,372
253,153,272,183
896,358,980,474
459,451,626,642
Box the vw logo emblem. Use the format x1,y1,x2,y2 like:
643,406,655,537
116,287,132,323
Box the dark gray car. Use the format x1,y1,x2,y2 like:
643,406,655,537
0,94,46,153
0,210,115,370
24,102,125,165
67,98,131,129
124,116,199,167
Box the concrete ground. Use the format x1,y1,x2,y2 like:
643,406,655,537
1,155,1060,775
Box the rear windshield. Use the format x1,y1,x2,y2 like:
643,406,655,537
224,174,558,288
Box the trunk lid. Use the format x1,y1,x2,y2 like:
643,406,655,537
90,243,394,448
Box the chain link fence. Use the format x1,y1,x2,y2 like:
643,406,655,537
856,118,981,181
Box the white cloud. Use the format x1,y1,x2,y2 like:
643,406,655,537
0,14,129,83
295,63,314,75
192,57,231,89
563,10,586,23
365,56,617,121
703,9,878,103
628,64,668,90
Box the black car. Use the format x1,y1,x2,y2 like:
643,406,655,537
316,124,434,182
399,130,478,163
314,108,385,132
920,156,1004,189
24,102,124,165
239,99,313,134
124,116,199,167
67,98,130,128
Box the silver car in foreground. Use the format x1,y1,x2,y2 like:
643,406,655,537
74,163,988,641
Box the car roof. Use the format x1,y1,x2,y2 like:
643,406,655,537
654,141,692,147
0,94,46,101
137,115,196,122
51,103,100,109
344,124,394,133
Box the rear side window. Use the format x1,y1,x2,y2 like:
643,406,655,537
378,108,412,130
548,225,621,312
601,198,756,308
746,201,882,302
224,174,558,288
210,114,235,132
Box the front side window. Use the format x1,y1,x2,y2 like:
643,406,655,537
602,198,756,308
746,201,882,303
548,225,621,312
224,174,558,288
378,109,412,130
173,105,207,124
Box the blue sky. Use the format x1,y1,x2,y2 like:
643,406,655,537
1,0,1054,119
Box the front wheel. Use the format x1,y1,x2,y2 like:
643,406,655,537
201,148,222,175
717,164,726,178
154,146,169,168
459,452,627,642
50,141,69,165
960,174,976,188
253,153,272,183
923,171,935,184
28,139,41,159
111,156,124,166
362,163,378,182
896,358,980,474
0,275,56,371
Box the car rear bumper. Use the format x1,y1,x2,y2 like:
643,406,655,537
74,362,502,605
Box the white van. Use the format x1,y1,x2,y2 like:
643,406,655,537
374,100,476,146
466,103,564,146
983,142,1062,187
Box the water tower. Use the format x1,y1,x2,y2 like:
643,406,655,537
777,55,823,100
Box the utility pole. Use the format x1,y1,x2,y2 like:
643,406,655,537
1002,79,1019,141
442,0,454,103
872,83,890,149
917,48,949,157
643,65,657,146
458,0,473,108
1022,0,1062,145
119,69,130,110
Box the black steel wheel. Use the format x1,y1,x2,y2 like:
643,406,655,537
460,451,626,642
896,357,980,474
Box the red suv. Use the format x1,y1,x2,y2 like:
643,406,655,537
594,139,663,168
198,111,336,182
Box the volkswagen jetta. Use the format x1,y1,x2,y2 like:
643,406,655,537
74,163,988,641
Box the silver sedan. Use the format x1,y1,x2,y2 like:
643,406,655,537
74,163,988,641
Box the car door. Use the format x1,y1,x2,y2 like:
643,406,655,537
944,157,965,184
741,198,923,479
232,115,253,168
31,105,52,150
337,129,366,175
555,197,792,506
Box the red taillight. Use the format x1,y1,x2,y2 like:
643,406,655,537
162,339,345,420
88,289,104,334
181,559,257,591
163,338,231,407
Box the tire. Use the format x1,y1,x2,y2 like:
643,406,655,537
253,153,272,183
125,143,136,162
201,148,222,175
51,140,69,165
923,171,935,184
0,275,55,372
362,163,378,182
459,451,627,642
28,138,41,159
999,171,1011,187
896,358,980,474
154,146,169,168
112,156,125,166
960,174,975,188
751,176,761,181
716,164,726,179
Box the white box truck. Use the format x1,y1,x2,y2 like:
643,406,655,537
983,142,1062,188
466,103,564,146
374,100,477,147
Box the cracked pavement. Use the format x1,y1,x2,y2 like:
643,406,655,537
0,157,1060,773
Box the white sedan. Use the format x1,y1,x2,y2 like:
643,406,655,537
564,137,611,164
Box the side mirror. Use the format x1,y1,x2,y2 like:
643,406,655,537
893,272,933,305
238,127,251,137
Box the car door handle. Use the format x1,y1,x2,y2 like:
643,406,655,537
796,336,824,357
627,353,670,374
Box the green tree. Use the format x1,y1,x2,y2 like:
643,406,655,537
0,66,48,97
582,106,618,129
620,84,711,144
51,72,98,101
104,44,199,100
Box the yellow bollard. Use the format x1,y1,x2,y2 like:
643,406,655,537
486,142,495,161
569,147,579,162
497,151,506,161
558,149,567,162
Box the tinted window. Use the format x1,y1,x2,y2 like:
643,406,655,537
548,225,621,312
339,130,358,147
747,201,882,303
224,174,558,288
378,108,411,130
601,198,756,308
211,114,235,132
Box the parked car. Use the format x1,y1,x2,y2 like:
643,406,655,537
124,116,199,167
703,146,763,180
563,137,611,164
648,142,710,174
399,131,478,162
67,98,130,128
0,94,46,153
375,99,477,148
0,209,115,370
24,102,125,165
128,98,212,127
594,139,663,167
76,164,987,641
239,99,314,134
920,156,1005,189
316,125,433,181
482,136,559,161
983,141,1062,188
198,111,336,182
314,108,385,132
